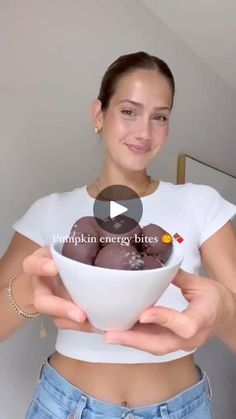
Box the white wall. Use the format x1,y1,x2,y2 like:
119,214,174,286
1,1,236,418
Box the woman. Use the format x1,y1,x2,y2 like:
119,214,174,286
1,51,236,419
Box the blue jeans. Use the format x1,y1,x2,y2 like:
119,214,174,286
25,357,213,418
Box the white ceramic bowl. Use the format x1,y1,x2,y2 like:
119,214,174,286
50,241,184,331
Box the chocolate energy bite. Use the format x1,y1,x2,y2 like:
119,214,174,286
97,214,142,246
140,223,173,263
62,216,100,264
140,255,164,270
94,243,144,270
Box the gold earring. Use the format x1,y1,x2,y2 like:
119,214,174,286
94,127,102,134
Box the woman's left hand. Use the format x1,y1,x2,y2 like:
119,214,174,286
103,269,235,355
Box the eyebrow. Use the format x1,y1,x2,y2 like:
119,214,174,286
117,99,171,111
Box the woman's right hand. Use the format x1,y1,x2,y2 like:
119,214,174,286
23,247,100,333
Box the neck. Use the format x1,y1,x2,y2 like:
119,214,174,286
97,163,150,190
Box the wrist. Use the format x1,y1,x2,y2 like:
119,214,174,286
11,273,38,314
215,286,236,340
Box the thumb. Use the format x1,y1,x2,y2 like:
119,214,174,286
23,247,58,277
172,269,199,289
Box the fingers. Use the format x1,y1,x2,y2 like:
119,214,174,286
172,269,203,290
34,293,86,322
103,327,189,355
32,276,86,322
53,317,102,334
139,306,200,340
23,247,58,277
22,248,91,327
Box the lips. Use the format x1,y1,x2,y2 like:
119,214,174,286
126,144,150,154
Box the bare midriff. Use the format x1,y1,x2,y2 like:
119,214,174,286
49,352,200,408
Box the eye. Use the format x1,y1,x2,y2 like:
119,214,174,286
153,115,168,123
121,109,136,118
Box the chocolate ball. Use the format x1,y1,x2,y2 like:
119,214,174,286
140,224,173,263
70,216,99,235
94,243,144,270
140,255,164,270
61,215,174,271
62,216,100,264
97,215,142,247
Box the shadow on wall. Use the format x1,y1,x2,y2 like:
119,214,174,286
195,338,236,419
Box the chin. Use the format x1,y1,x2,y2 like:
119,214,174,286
120,160,148,172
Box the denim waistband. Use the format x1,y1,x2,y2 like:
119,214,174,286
37,357,212,417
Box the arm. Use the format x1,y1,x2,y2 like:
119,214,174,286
0,233,41,340
103,221,236,354
0,233,99,342
200,220,236,351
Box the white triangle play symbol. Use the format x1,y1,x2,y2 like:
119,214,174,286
110,201,128,218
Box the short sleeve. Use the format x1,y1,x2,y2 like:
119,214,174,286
12,194,53,246
196,185,236,247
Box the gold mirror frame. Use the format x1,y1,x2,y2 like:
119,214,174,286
176,154,236,185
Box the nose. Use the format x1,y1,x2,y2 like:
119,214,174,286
134,118,152,141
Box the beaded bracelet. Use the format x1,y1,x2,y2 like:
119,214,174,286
5,274,39,319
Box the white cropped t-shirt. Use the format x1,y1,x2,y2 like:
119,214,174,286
12,181,236,363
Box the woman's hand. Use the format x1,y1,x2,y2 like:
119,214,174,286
103,269,235,355
23,247,99,333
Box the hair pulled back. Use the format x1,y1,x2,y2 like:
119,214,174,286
97,51,175,111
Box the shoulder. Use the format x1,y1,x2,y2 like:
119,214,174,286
14,185,86,224
177,183,224,208
12,185,87,246
161,180,216,193
159,182,222,219
160,181,218,200
31,185,86,210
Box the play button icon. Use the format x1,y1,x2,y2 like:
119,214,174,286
110,201,127,218
93,185,143,234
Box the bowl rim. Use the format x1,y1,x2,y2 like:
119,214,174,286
50,240,184,275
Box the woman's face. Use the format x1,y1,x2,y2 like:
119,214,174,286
93,69,173,172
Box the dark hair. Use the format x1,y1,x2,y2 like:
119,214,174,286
97,51,175,111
